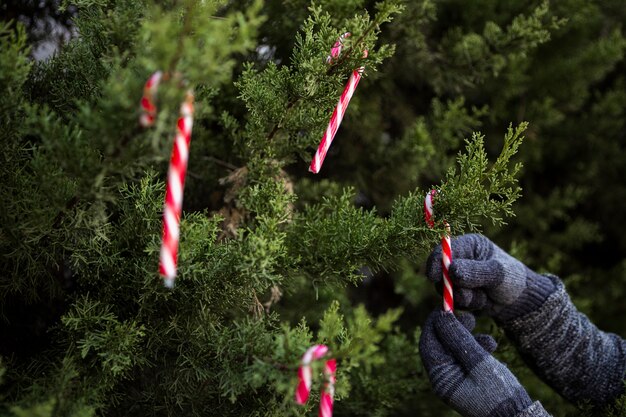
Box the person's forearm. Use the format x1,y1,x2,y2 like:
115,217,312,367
502,275,626,407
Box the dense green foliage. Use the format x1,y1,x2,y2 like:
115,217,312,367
1,0,625,416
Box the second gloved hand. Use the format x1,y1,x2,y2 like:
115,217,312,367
426,234,556,322
419,310,550,417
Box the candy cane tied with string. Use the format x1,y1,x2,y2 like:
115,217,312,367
424,190,454,312
296,345,337,417
310,33,367,174
139,71,195,288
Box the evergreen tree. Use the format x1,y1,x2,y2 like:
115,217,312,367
1,1,625,416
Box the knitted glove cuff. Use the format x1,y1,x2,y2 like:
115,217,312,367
502,275,626,405
513,401,553,417
497,273,557,322
501,274,565,332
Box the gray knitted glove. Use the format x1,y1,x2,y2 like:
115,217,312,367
426,234,556,322
419,310,552,417
504,277,626,407
426,234,626,407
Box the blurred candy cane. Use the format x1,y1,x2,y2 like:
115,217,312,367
326,32,350,63
309,33,367,174
139,72,195,288
296,345,337,417
139,71,163,127
319,359,337,417
424,190,454,312
159,90,195,288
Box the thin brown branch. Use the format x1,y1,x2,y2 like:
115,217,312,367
202,156,238,171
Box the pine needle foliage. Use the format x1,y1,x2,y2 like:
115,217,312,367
1,0,625,416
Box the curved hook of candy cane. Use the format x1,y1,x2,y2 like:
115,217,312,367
424,189,436,228
295,344,337,417
424,190,454,312
140,71,163,127
296,344,329,404
327,32,351,64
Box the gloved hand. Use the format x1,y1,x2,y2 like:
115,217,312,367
419,310,550,417
426,234,556,322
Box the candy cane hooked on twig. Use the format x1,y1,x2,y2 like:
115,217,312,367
296,345,337,417
326,32,350,63
424,190,454,312
140,71,163,127
139,72,195,288
309,33,367,174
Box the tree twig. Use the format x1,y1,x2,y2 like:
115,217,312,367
202,156,238,171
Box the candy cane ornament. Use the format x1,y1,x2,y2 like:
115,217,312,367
139,70,163,127
424,190,454,312
309,34,367,174
139,72,195,288
319,359,337,417
296,345,337,417
159,90,195,288
326,32,350,63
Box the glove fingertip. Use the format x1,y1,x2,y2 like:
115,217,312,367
434,312,489,370
419,311,453,372
455,288,490,310
474,334,497,354
449,258,503,289
456,311,476,332
426,248,444,284
449,258,471,281
433,310,464,333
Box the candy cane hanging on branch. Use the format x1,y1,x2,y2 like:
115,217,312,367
424,190,454,312
296,344,337,417
139,70,163,127
326,32,350,63
309,33,367,174
139,71,195,288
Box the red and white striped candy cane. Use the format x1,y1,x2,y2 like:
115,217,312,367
319,359,337,417
158,90,194,288
296,345,337,417
139,71,163,127
326,32,350,63
139,72,195,288
309,34,367,174
424,190,454,312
